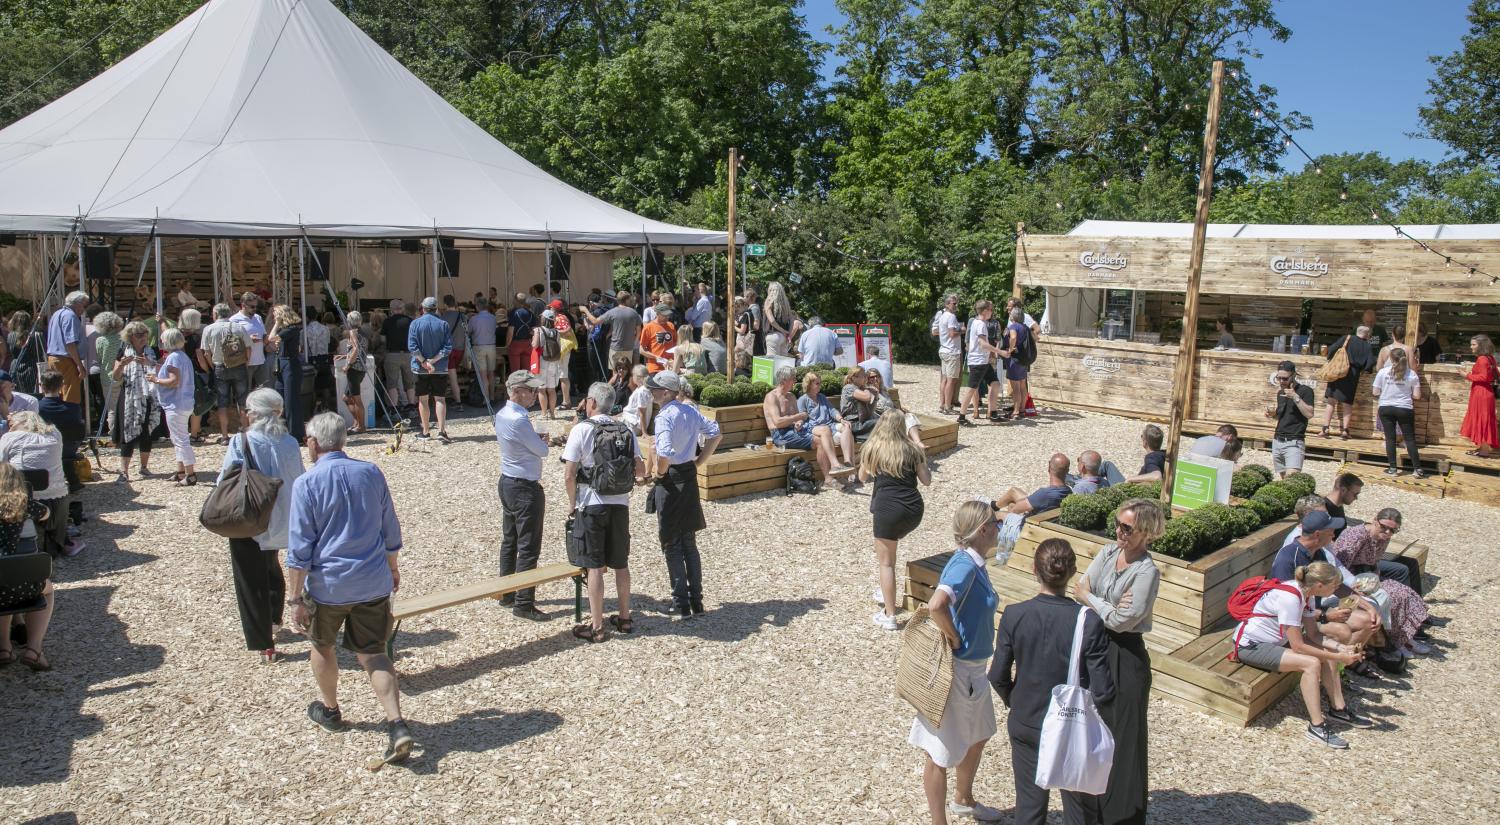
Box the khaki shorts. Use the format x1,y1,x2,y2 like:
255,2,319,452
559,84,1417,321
308,595,395,655
939,352,961,378
472,345,497,372
383,352,415,393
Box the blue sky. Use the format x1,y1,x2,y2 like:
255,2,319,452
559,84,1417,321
800,0,1474,168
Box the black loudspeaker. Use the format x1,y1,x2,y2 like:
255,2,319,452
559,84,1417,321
549,249,571,281
399,239,422,253
82,245,114,281
0,235,16,247
305,249,331,280
644,248,665,277
439,238,460,278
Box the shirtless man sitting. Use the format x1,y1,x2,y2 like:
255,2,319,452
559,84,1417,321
763,365,849,480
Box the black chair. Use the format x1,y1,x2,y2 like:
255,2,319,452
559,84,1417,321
20,468,48,493
0,551,51,619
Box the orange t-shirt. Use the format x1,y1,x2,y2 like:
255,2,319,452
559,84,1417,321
640,320,678,373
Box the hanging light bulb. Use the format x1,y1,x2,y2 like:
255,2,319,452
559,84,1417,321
982,248,989,257
1314,166,1323,175
1282,136,1292,148
1055,201,1064,210
770,204,777,212
1446,257,1452,268
816,242,823,249
1252,107,1263,118
1339,190,1348,201
942,258,949,265
1101,179,1110,189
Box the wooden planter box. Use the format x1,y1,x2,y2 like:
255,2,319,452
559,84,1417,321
998,509,1294,653
702,403,770,449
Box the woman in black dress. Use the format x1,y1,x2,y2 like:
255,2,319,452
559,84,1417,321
268,305,305,442
1322,326,1376,439
858,411,930,631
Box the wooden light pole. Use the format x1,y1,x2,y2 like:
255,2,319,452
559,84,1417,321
1161,59,1225,506
725,147,738,376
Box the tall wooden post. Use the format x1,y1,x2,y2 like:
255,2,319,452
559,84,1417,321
1012,222,1026,300
1404,302,1421,350
1161,60,1225,506
725,147,738,376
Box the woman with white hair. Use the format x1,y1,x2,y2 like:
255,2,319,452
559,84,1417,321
0,411,70,556
109,321,162,481
148,327,197,485
219,387,306,663
178,307,206,444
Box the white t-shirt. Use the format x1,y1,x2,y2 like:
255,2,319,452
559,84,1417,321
231,312,266,366
1236,580,1313,647
966,318,991,366
1373,365,1419,410
621,385,653,431
563,415,641,508
1189,434,1226,458
937,310,962,356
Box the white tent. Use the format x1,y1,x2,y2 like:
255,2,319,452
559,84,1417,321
0,0,732,249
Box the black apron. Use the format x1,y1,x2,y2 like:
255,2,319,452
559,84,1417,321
653,462,705,544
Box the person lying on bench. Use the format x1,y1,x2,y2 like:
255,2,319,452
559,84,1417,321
993,453,1072,548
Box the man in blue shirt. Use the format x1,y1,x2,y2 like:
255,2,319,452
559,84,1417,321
1269,511,1344,581
46,291,90,405
684,283,713,342
286,413,413,763
406,297,453,442
468,298,500,402
646,371,722,618
796,316,842,367
494,370,550,620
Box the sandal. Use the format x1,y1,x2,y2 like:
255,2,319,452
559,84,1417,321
214,435,230,446
175,475,197,487
609,615,634,634
571,623,607,643
0,647,13,666
1318,426,1330,438
1340,428,1350,440
19,646,50,672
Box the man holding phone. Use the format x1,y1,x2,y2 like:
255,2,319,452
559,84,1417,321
1266,360,1316,477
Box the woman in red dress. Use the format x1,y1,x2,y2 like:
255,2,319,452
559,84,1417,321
1460,334,1498,457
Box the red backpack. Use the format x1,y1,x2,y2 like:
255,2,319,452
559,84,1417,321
1225,576,1300,662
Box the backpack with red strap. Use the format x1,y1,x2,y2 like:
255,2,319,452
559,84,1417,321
1225,576,1301,662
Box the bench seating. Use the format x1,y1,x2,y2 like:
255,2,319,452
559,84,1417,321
1153,628,1298,726
696,414,960,501
388,562,584,657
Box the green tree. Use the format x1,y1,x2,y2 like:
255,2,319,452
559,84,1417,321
1419,0,1500,171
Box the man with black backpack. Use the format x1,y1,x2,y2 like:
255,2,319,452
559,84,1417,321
563,381,645,643
493,370,550,621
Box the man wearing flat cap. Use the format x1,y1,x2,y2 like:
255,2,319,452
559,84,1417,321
493,370,550,620
646,371,721,618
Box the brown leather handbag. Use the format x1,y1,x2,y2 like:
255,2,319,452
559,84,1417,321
199,434,283,539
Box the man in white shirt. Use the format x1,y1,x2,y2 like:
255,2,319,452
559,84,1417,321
858,343,892,388
493,370,549,620
564,381,646,640
933,294,962,414
796,317,842,367
684,284,713,343
231,292,271,390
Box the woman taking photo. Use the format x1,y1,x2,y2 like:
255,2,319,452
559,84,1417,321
1460,334,1498,458
859,411,930,631
909,500,1001,825
218,388,306,664
149,328,197,486
335,312,369,433
1072,498,1163,825
268,305,305,442
991,538,1113,825
110,322,162,481
1372,347,1426,477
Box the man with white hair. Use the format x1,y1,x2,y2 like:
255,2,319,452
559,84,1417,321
646,371,722,618
287,412,414,763
493,370,550,620
46,291,90,405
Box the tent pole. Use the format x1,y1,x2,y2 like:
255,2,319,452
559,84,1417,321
725,147,738,376
545,238,553,302
298,238,307,318
1160,60,1224,506
153,235,163,317
430,235,439,298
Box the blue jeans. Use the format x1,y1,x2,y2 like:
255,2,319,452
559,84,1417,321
772,426,813,450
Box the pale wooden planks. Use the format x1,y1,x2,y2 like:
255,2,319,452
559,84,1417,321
394,562,582,621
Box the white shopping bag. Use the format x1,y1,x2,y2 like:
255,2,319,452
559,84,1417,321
1035,607,1115,794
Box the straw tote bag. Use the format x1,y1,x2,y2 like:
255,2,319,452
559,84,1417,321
1318,340,1351,383
199,434,283,539
896,576,975,728
1036,607,1115,794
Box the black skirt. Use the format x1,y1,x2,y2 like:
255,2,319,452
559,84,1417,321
1097,630,1151,825
871,472,923,541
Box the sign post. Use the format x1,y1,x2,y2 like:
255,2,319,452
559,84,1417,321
725,148,738,377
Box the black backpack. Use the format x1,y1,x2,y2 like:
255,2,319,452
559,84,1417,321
584,419,635,495
1014,327,1038,367
785,456,818,495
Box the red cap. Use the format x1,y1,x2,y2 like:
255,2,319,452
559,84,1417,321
548,299,564,310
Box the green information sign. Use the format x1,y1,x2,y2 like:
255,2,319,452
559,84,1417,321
1171,460,1218,510
746,243,767,256
751,356,775,384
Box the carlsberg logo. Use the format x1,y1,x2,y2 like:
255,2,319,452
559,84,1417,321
1270,256,1329,277
1079,251,1128,271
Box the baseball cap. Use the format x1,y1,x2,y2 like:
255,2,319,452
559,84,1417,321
1277,360,1297,374
541,309,556,320
505,370,544,390
421,296,438,310
1300,511,1345,533
646,371,682,392
0,370,12,385
601,288,617,299
549,299,564,310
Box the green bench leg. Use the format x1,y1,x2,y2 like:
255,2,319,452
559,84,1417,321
386,619,401,660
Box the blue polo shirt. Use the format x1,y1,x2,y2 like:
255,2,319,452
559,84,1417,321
936,548,999,661
46,308,82,357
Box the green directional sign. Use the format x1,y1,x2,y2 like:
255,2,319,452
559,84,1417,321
746,243,767,256
1171,461,1217,510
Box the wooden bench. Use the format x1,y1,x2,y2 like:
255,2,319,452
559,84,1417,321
1153,628,1298,726
387,562,584,657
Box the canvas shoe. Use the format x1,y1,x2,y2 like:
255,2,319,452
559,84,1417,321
871,611,899,631
1326,706,1375,728
947,800,1003,822
1305,722,1349,749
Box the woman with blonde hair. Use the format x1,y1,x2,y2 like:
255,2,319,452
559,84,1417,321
672,339,710,375
110,322,162,481
0,409,72,556
1072,497,1164,823
859,411,930,630
700,321,727,374
335,311,370,433
177,307,206,443
909,499,1001,824
268,304,305,441
1372,346,1426,477
149,328,197,485
0,463,58,670
762,281,800,357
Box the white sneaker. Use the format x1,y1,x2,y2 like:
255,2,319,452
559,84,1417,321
871,611,899,631
948,800,1003,821
872,587,885,606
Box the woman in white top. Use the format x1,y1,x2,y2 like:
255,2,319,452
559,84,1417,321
1232,561,1370,749
957,300,1000,427
0,412,68,556
619,365,652,437
1372,347,1425,478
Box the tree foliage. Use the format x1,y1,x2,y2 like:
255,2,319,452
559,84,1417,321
1419,0,1500,171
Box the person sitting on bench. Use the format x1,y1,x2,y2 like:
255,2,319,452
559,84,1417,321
1122,424,1167,484
993,454,1073,548
1067,450,1111,494
794,371,857,481
839,366,879,442
1280,497,1381,657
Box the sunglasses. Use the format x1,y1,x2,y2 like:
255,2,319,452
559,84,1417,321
1115,522,1135,536
1376,521,1400,534
1275,375,1293,382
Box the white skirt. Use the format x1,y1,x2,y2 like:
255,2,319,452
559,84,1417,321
537,357,562,387
908,658,997,768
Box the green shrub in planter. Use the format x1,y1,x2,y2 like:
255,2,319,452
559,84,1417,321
750,381,772,399
794,365,816,383
1104,482,1157,507
699,384,734,407
1251,483,1297,518
1181,503,1236,551
1058,493,1112,531
1228,506,1263,538
818,370,843,390
737,382,764,404
1230,467,1273,499
1283,472,1317,498
1171,514,1217,555
704,372,728,385
1243,497,1278,524
1152,519,1197,558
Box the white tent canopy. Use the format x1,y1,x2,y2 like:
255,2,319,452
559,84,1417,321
0,0,733,249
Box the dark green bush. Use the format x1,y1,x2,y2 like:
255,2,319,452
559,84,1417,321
1284,472,1318,498
1243,497,1279,524
750,381,772,399
1230,466,1273,498
1242,464,1273,483
1058,494,1112,531
1228,506,1263,538
1251,483,1298,518
818,370,843,390
704,371,728,385
1181,503,1235,551
1152,520,1197,558
698,384,733,407
739,382,765,404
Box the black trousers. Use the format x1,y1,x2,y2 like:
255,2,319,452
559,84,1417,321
310,355,337,414
228,537,285,650
1378,405,1421,470
499,476,545,607
1096,631,1151,825
1008,723,1100,825
662,532,702,611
